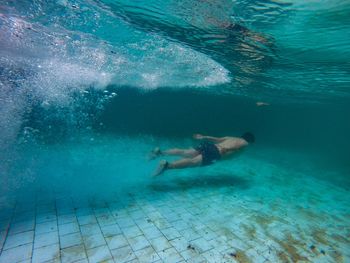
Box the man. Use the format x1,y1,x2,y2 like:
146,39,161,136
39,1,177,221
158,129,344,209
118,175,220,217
151,132,255,176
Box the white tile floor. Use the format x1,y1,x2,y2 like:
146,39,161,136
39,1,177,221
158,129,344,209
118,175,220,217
0,158,350,263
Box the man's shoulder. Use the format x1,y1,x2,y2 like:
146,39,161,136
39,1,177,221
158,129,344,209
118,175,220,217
225,136,241,141
231,137,248,147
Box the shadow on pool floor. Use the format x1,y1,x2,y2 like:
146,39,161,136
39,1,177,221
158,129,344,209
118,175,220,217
148,173,250,192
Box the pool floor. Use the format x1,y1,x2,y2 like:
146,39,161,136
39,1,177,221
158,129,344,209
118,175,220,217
0,154,349,263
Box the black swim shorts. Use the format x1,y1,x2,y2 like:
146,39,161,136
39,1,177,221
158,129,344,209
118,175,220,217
194,141,221,166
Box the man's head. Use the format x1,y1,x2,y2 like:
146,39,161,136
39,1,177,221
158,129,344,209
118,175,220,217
241,132,255,143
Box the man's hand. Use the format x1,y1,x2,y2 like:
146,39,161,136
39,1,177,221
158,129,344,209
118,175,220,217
193,134,204,140
256,101,270,107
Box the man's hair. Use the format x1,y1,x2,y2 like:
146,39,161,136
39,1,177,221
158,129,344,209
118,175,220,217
241,132,255,143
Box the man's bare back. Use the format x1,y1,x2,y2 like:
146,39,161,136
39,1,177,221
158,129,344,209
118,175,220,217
151,132,255,176
216,137,248,157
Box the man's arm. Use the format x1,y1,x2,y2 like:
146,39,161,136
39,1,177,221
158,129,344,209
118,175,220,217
193,134,228,143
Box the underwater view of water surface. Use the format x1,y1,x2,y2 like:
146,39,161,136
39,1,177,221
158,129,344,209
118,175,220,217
1,0,350,262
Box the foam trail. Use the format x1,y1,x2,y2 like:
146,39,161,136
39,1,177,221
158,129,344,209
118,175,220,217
0,6,230,144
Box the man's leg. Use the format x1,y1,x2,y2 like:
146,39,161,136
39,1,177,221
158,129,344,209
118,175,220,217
163,148,198,158
168,155,203,169
150,147,198,160
153,155,202,176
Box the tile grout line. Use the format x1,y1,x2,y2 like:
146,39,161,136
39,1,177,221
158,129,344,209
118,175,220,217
0,199,17,257
56,197,62,263
108,200,140,262
72,197,89,263
30,195,37,263
91,200,114,262
54,196,61,263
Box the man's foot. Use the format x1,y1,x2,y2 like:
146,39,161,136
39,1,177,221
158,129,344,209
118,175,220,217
153,160,168,177
148,147,162,160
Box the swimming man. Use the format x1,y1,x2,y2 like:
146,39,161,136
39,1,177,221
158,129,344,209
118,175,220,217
151,132,255,176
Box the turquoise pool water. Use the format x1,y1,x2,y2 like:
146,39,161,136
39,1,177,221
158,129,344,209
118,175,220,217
0,0,349,262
